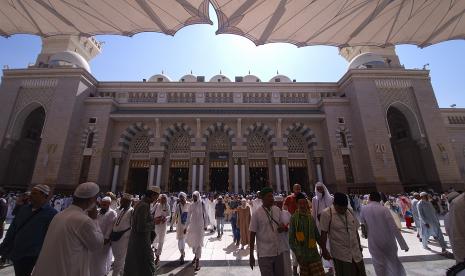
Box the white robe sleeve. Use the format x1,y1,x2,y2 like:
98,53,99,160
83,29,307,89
80,219,104,252
385,208,408,251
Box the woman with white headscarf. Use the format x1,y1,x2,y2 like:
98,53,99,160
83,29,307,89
152,194,171,266
311,182,334,274
186,191,209,271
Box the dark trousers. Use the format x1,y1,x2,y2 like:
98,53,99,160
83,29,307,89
13,256,38,276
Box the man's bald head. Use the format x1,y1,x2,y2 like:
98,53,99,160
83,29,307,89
293,184,301,194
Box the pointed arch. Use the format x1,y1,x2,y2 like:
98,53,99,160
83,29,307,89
386,101,423,141
244,122,276,146
81,125,98,149
202,122,235,146
283,122,317,151
335,126,352,148
161,122,195,150
118,122,155,152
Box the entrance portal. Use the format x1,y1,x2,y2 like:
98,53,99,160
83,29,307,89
168,160,189,192
4,106,45,188
387,106,440,191
288,160,310,193
127,160,149,194
249,160,269,192
209,160,229,192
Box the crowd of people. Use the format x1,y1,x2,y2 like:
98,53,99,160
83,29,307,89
0,181,463,276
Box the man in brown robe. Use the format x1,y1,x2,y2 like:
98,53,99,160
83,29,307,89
123,186,160,276
237,198,251,249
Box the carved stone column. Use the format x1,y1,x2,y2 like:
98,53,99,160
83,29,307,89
274,157,282,193
111,158,121,193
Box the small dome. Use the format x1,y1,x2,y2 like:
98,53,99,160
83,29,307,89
49,51,90,72
269,75,291,83
209,74,231,82
349,52,387,69
148,74,171,82
179,74,197,82
243,75,261,82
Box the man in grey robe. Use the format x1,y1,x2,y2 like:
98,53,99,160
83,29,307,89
417,192,447,253
411,193,422,241
123,186,160,276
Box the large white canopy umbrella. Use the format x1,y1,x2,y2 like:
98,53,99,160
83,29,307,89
210,0,465,47
0,0,211,37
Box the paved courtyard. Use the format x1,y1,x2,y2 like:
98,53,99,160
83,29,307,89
0,220,455,276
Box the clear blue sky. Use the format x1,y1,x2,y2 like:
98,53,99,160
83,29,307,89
1,6,464,107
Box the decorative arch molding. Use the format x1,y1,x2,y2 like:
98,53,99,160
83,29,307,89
386,101,424,141
243,122,276,146
335,126,353,148
118,122,155,151
283,122,317,151
161,122,195,150
80,126,98,149
8,102,47,141
202,122,235,146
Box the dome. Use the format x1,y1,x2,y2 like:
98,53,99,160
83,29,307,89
269,75,291,83
179,74,197,82
49,51,91,72
209,74,231,82
148,74,171,82
243,75,261,82
349,52,387,69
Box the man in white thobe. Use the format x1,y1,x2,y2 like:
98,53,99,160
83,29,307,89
411,193,422,241
153,194,171,265
90,197,117,276
417,192,447,253
360,192,409,276
206,195,217,233
186,191,209,271
311,182,334,272
175,192,190,264
32,182,104,276
449,193,465,263
111,193,133,276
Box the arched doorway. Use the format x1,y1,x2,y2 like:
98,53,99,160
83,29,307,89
286,131,311,194
4,106,46,188
207,131,231,192
126,132,150,194
387,106,440,191
247,131,271,192
166,131,191,192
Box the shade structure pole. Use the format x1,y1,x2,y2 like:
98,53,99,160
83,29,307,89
275,163,281,193
241,164,246,193
281,163,288,193
192,164,197,193
198,164,204,192
148,164,155,188
234,164,239,194
155,164,162,187
111,161,120,193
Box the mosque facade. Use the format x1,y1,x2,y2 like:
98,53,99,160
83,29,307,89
0,36,464,195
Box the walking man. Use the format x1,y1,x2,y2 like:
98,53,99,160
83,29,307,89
249,187,287,276
215,196,226,238
411,193,422,241
111,193,133,276
123,186,160,276
186,191,209,271
153,194,171,265
320,192,366,276
417,192,447,253
0,185,57,276
360,192,409,276
176,192,190,264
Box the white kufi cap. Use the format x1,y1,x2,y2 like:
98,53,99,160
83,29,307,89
33,184,50,196
73,182,99,198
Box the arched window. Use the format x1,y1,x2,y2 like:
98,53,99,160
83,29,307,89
287,132,306,153
130,133,150,153
169,132,190,153
248,132,267,153
208,132,230,152
340,132,348,148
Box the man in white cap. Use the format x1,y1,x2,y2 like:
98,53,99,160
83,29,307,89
32,182,104,276
175,192,190,265
90,196,117,276
111,193,134,276
0,184,57,276
123,186,160,276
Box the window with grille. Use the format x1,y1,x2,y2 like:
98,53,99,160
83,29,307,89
208,132,230,151
169,132,190,153
288,132,306,153
130,133,150,153
248,132,267,153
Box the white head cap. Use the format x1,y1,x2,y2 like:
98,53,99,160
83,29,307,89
420,192,428,197
122,193,133,200
33,184,50,196
101,196,112,202
149,186,161,194
73,182,99,199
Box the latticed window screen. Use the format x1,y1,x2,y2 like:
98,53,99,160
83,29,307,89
287,132,306,153
248,132,267,153
169,132,190,153
130,133,149,153
208,132,230,151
